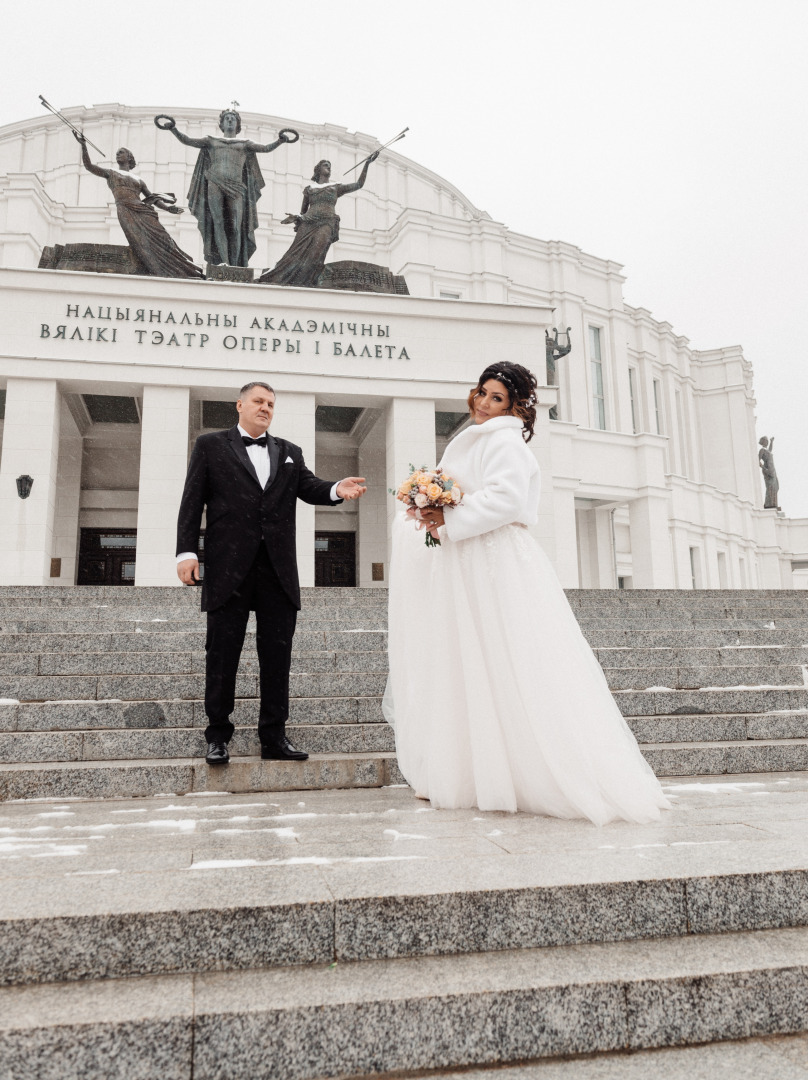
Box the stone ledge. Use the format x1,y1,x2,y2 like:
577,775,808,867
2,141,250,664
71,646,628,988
4,927,808,1078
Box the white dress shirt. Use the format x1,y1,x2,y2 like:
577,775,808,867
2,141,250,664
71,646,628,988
176,425,342,564
239,422,271,488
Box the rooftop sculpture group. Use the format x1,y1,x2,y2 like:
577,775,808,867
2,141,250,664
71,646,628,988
39,99,407,291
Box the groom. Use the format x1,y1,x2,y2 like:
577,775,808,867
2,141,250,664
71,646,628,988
176,382,367,765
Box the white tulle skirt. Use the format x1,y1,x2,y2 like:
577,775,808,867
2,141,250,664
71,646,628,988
384,516,671,825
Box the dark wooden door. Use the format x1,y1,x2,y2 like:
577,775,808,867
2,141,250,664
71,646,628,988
314,532,356,587
77,529,137,586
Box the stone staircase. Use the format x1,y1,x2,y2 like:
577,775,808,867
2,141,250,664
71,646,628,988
3,778,808,1078
1,586,807,799
2,585,808,1078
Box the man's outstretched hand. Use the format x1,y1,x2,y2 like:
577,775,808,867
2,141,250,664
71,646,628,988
177,559,200,585
336,477,367,501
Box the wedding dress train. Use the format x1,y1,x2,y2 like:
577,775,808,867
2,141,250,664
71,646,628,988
384,416,670,826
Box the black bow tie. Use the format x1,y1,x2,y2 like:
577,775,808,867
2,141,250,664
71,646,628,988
242,436,268,448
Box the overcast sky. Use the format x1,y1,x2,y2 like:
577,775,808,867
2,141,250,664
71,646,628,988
4,0,807,515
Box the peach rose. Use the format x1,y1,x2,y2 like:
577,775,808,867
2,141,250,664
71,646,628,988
426,483,442,501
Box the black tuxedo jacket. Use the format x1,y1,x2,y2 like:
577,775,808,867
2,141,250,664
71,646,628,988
176,426,339,612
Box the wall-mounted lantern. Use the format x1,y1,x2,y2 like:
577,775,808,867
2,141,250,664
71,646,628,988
16,475,34,499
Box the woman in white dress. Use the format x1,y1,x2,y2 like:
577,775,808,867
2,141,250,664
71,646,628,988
384,362,670,826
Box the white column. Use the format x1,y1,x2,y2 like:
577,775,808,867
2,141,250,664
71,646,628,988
593,507,617,588
52,398,83,585
670,524,694,589
275,391,316,588
385,398,436,560
357,414,388,587
551,482,580,587
0,378,60,585
135,385,190,587
527,391,557,564
629,492,676,587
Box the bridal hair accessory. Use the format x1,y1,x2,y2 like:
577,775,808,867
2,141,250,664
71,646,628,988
492,370,537,407
390,465,463,547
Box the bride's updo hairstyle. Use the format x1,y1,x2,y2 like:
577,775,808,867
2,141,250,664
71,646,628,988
466,362,539,442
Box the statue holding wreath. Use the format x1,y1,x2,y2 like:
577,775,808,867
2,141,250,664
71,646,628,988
155,108,299,268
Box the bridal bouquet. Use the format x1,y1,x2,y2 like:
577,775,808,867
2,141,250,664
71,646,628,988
391,465,463,547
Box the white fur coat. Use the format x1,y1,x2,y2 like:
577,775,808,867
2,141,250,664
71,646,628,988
439,415,539,543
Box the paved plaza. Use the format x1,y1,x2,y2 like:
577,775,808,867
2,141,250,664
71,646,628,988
4,773,808,1077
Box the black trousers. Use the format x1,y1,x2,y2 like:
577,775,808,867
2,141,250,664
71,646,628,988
204,545,297,745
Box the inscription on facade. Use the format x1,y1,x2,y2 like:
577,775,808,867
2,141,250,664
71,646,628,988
38,304,411,360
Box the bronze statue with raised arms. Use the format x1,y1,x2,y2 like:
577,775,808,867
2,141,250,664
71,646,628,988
155,109,299,268
74,133,203,279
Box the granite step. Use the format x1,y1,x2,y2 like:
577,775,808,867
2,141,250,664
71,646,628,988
433,1035,808,1079
614,686,808,716
0,629,389,653
595,646,808,667
604,665,806,690
0,723,396,762
4,712,808,762
4,655,802,688
575,617,808,631
0,650,390,676
0,671,388,702
4,737,808,797
643,738,808,775
1,614,805,635
3,689,807,728
629,711,808,743
0,696,385,733
0,615,390,634
0,752,403,801
584,627,808,648
3,927,808,1079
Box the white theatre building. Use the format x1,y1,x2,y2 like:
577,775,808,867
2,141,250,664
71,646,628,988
0,104,805,590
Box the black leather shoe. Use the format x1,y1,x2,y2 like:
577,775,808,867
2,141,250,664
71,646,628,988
261,736,308,761
205,740,230,765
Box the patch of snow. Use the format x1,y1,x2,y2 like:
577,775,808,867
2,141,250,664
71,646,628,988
384,828,428,841
0,699,20,705
154,802,265,812
67,869,120,876
722,644,779,650
663,781,767,793
180,792,236,798
191,854,424,870
699,685,802,691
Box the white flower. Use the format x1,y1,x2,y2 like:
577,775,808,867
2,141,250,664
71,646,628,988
414,492,428,508
451,488,462,503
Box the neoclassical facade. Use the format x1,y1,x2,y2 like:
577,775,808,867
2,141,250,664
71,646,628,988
0,104,805,589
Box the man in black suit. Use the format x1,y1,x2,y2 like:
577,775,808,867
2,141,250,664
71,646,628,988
176,381,366,765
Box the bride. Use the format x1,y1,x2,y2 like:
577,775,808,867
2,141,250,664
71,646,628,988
384,361,670,826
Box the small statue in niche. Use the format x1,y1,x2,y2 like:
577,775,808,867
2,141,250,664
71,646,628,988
258,152,380,288
758,436,781,510
155,110,299,268
545,327,572,420
74,133,203,278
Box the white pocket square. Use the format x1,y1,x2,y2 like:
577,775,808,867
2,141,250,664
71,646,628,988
284,456,294,464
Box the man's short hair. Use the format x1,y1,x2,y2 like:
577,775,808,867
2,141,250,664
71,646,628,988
239,381,275,398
